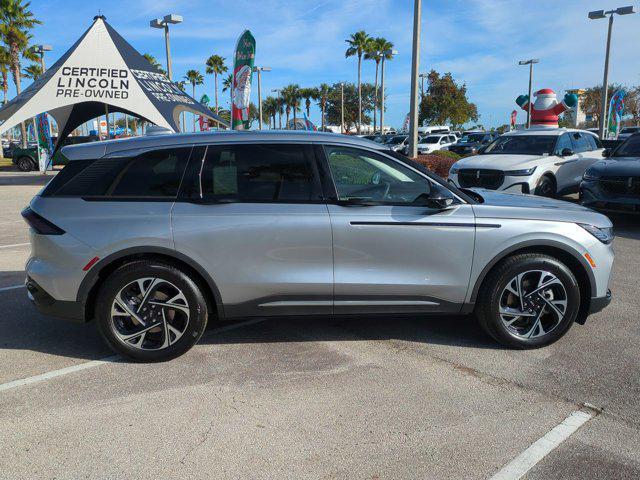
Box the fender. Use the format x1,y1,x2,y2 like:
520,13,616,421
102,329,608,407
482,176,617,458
76,246,226,320
467,239,596,304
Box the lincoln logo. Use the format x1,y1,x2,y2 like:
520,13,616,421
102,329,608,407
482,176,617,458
476,170,481,179
629,177,634,189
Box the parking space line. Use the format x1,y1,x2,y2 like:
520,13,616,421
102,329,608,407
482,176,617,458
0,317,268,394
0,284,24,292
0,242,29,249
489,409,594,480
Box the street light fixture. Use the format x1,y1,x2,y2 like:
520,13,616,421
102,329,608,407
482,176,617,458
379,48,398,135
418,73,428,98
589,5,635,139
253,66,271,130
407,0,422,158
518,59,539,129
150,13,183,80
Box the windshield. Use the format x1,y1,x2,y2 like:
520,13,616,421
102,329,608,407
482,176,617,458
420,136,440,144
384,135,407,145
614,135,640,157
460,133,486,143
483,135,556,155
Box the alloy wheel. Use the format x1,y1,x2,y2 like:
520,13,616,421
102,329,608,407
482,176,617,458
499,270,568,339
110,277,190,350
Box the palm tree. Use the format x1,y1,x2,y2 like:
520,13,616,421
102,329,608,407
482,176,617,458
262,96,278,129
22,62,41,80
184,70,204,131
364,37,391,133
299,87,319,119
317,83,330,131
205,54,227,115
275,95,284,129
0,0,42,145
281,84,301,129
0,46,10,105
345,30,371,134
142,53,166,75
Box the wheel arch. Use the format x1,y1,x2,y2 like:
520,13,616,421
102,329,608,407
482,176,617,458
78,246,225,322
469,240,595,324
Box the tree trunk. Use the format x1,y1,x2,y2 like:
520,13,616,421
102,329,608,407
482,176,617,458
373,61,379,133
321,98,325,131
278,109,282,129
357,53,362,134
306,99,311,117
285,108,290,129
214,73,219,114
293,106,297,130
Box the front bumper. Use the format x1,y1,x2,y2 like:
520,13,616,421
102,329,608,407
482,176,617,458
448,174,534,194
589,289,612,315
580,180,640,214
26,276,85,322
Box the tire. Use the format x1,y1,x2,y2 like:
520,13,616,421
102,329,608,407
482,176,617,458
476,253,580,349
534,175,556,197
95,260,209,362
17,156,35,172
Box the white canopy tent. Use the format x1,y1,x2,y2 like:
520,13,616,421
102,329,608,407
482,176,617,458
0,16,226,149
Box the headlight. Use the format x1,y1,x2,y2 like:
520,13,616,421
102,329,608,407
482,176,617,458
583,171,600,181
504,167,537,176
579,223,614,244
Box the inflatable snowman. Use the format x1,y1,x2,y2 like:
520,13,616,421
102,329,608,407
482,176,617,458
516,89,578,128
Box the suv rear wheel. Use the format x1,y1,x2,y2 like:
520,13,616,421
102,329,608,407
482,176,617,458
95,260,209,362
17,156,35,172
476,253,580,348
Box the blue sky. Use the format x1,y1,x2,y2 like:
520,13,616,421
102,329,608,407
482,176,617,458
15,0,640,129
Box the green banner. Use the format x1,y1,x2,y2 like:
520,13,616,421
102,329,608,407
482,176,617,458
231,30,256,130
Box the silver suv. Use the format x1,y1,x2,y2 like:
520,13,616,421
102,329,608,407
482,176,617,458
23,131,614,361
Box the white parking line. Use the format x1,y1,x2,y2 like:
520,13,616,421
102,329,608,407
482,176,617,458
0,317,268,394
0,284,24,292
0,242,29,249
489,409,594,480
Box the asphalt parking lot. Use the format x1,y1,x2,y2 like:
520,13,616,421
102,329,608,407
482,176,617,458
0,168,638,479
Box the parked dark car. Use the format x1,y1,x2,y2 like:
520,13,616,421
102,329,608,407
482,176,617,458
12,135,99,171
581,133,640,213
448,131,498,156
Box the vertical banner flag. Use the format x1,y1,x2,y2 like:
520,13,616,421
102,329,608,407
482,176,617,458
232,30,256,130
199,94,211,131
36,113,54,170
510,110,518,130
608,90,625,139
303,113,317,131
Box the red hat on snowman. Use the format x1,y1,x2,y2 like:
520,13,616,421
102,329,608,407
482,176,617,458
516,88,578,128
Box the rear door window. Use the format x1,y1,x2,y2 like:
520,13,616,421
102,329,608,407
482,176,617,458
196,143,321,203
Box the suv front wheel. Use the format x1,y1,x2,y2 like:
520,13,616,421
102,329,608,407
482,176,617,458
16,156,35,172
96,260,209,362
476,253,580,348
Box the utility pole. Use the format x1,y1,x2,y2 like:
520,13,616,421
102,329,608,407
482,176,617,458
518,59,539,129
589,6,635,138
407,0,422,158
150,14,183,80
253,66,271,130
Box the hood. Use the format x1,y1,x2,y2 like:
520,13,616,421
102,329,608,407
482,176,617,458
453,141,481,147
471,189,612,227
456,153,546,169
586,157,640,177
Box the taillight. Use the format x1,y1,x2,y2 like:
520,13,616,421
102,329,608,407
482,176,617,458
21,207,65,235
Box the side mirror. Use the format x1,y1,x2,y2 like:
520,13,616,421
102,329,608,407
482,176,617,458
560,148,574,157
425,191,455,210
602,148,611,157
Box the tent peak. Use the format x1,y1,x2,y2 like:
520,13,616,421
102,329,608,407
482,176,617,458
93,14,106,21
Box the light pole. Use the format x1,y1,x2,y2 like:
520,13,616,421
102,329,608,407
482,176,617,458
272,89,282,129
589,6,635,139
253,66,271,130
408,0,422,158
150,14,183,81
518,59,539,129
340,82,345,134
32,44,53,139
418,73,428,99
380,48,397,135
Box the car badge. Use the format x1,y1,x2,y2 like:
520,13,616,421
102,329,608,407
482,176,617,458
476,170,481,179
629,177,634,189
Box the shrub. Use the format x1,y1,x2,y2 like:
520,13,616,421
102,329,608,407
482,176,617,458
413,152,459,178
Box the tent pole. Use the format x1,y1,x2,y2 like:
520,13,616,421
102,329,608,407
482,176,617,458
105,104,110,139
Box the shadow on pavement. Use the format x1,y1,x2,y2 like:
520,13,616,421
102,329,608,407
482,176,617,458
0,171,55,187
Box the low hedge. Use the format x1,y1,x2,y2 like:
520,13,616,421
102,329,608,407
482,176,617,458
412,151,460,178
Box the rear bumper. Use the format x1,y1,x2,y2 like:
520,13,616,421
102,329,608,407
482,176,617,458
25,276,85,322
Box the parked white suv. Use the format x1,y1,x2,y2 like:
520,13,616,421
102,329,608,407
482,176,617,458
416,134,457,154
448,129,603,197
